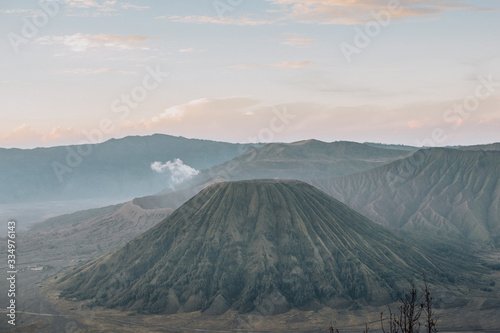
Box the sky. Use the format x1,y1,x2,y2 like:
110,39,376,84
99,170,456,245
0,0,499,148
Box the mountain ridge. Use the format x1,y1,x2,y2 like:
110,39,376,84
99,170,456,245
0,134,251,203
183,140,414,188
310,148,500,245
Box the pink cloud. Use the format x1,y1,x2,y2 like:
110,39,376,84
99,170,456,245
272,61,311,69
41,126,79,143
267,0,481,24
164,15,274,26
36,33,150,52
1,124,40,146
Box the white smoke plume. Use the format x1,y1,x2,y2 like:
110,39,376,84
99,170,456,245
150,158,199,185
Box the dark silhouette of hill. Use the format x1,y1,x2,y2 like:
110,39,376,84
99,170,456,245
310,148,500,245
58,180,476,315
0,134,250,204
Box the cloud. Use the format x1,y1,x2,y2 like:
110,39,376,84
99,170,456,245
2,124,40,144
163,15,274,26
228,61,312,70
281,34,316,47
62,0,148,16
272,61,311,69
169,97,258,115
123,97,268,140
65,0,104,8
41,126,78,142
151,159,199,185
407,120,423,129
117,92,500,147
148,97,261,123
178,47,205,53
2,125,82,148
5,94,499,148
36,33,149,52
266,0,486,24
1,124,95,148
64,0,117,15
63,68,138,75
0,8,39,15
120,3,149,10
227,64,263,69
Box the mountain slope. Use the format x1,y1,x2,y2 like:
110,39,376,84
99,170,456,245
186,140,414,186
310,148,500,245
0,134,250,204
22,201,173,267
57,180,475,315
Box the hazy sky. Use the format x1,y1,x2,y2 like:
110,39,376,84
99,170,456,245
1,0,499,148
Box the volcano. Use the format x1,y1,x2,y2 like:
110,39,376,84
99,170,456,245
58,180,472,315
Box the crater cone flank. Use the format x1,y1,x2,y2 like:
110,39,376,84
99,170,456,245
58,180,467,315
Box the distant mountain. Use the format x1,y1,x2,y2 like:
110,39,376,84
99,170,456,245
57,180,476,315
458,142,500,151
310,148,500,245
363,142,418,151
185,140,414,186
0,134,250,204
